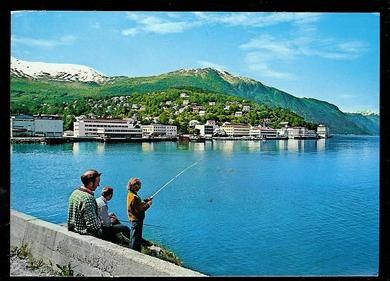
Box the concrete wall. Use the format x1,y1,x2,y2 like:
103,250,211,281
10,210,206,277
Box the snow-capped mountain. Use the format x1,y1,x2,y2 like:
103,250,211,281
11,57,108,83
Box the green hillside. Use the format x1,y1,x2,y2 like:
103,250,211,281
10,67,378,135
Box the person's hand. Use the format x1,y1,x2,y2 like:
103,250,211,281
144,197,152,202
147,199,153,206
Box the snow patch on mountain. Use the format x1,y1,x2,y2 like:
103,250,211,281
11,57,108,83
176,67,257,84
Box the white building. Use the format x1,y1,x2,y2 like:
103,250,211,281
250,126,278,139
287,127,318,139
242,105,251,112
142,124,177,137
11,114,63,137
317,124,330,138
234,111,243,117
74,117,142,138
221,124,251,137
195,124,215,137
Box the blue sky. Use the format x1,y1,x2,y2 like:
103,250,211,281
11,11,379,113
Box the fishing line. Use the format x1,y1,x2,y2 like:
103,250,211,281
149,161,199,199
117,219,165,229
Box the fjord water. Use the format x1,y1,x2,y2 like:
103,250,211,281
11,135,379,276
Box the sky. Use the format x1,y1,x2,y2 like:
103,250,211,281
11,11,380,113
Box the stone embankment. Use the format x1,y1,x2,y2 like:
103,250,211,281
10,210,206,277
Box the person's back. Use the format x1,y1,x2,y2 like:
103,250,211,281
67,188,100,235
67,169,102,236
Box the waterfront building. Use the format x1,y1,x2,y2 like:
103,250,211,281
277,128,288,138
142,124,177,137
74,117,142,138
195,124,215,137
250,126,278,139
10,114,35,137
11,114,63,137
34,115,64,137
287,127,318,139
221,124,251,137
214,126,226,136
317,124,330,138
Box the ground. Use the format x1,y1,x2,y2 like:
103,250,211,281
10,255,59,276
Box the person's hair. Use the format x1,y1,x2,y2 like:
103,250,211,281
101,186,113,198
81,169,101,186
128,178,141,192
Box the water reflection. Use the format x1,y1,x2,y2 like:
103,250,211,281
72,142,80,155
142,142,155,152
192,142,206,152
96,142,105,155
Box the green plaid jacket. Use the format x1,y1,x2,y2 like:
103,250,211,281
67,188,101,235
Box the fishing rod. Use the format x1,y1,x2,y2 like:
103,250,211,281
149,161,199,200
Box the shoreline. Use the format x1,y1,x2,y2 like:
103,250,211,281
10,135,338,144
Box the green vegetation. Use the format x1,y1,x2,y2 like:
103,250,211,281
11,79,316,132
11,67,379,135
56,263,75,276
141,241,182,266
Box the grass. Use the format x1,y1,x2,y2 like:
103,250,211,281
141,241,183,266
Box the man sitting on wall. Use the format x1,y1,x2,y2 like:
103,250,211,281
96,186,131,246
67,169,105,238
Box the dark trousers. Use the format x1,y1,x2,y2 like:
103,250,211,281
130,220,144,251
100,224,131,242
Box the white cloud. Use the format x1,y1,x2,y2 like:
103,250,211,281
197,60,228,71
244,52,294,79
241,29,367,66
193,12,321,28
240,35,297,59
122,28,139,36
123,12,197,36
122,12,321,36
11,34,77,48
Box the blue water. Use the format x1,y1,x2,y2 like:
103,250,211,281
10,135,379,276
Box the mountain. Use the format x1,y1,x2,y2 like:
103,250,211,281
345,113,380,135
10,58,379,135
11,57,108,84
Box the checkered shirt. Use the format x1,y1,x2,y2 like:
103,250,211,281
67,188,101,235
